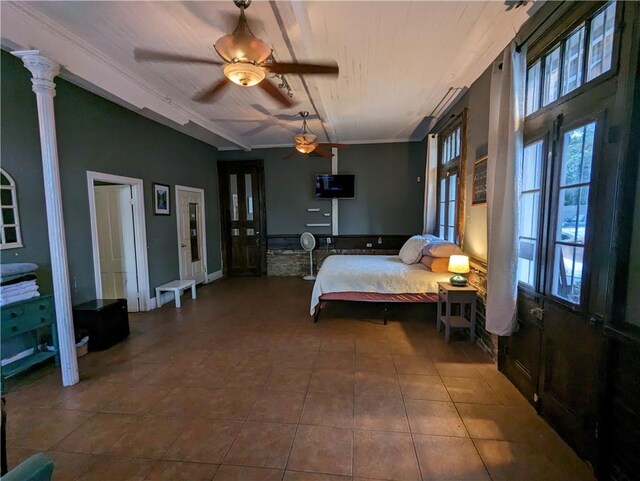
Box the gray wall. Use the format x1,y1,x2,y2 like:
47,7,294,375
1,50,221,304
218,141,426,236
626,166,640,327
430,65,492,262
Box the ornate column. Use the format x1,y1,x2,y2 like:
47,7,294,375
12,50,79,386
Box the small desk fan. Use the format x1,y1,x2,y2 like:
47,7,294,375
300,232,317,281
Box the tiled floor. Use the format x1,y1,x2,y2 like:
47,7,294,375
4,277,596,481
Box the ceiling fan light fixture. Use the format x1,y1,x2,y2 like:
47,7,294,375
223,62,265,86
295,133,318,144
296,143,317,154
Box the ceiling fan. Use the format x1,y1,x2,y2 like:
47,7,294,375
284,111,347,159
134,0,339,108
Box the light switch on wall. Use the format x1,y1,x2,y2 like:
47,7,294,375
417,176,421,183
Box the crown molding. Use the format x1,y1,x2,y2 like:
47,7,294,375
2,2,251,150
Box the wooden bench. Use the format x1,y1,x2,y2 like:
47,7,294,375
155,280,196,308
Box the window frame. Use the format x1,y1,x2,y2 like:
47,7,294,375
525,1,622,121
0,169,23,250
436,111,466,244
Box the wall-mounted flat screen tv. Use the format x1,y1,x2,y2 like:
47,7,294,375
315,174,355,199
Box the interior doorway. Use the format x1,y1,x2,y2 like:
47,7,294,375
175,185,207,284
87,171,150,312
218,160,267,276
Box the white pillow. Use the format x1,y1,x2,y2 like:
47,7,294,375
422,240,463,258
399,235,430,264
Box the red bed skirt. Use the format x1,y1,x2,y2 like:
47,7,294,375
319,291,439,303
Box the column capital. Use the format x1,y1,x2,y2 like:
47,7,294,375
12,50,60,96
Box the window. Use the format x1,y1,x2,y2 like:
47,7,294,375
551,122,595,303
518,140,544,286
526,2,616,116
437,118,463,242
0,169,23,249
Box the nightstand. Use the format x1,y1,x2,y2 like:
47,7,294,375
436,282,477,343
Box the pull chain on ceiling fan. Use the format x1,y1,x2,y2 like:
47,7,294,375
133,0,339,108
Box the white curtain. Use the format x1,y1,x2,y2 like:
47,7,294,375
486,41,526,336
422,133,438,235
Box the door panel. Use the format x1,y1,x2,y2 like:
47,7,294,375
94,185,139,312
177,188,206,284
218,161,266,276
540,299,602,460
500,290,543,406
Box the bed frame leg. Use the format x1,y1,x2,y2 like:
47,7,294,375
383,304,388,325
314,303,323,323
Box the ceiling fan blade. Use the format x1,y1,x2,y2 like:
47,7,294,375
242,123,272,137
283,150,299,160
134,48,224,65
193,78,230,103
258,78,295,108
263,62,339,75
319,143,348,148
313,147,334,158
275,112,320,121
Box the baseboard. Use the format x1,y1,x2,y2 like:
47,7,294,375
206,270,223,283
148,291,178,310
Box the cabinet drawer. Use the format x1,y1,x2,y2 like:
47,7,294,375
1,298,55,338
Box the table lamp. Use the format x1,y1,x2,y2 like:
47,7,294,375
448,255,470,286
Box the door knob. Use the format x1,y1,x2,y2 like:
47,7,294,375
529,307,544,321
588,315,604,328
181,244,187,248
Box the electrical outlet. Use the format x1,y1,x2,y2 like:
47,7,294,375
366,243,373,248
377,237,383,244
327,237,332,244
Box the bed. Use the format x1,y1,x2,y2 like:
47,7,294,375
310,255,451,323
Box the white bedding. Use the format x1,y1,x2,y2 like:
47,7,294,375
310,255,451,314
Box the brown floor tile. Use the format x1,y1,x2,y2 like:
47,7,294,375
393,355,438,375
221,366,271,390
456,403,543,441
201,349,248,368
108,415,184,458
224,421,296,468
273,350,318,370
143,364,200,386
354,396,409,432
6,407,94,451
4,378,83,408
265,368,312,393
300,391,354,428
287,425,353,477
404,399,467,437
98,361,159,384
54,412,141,454
163,418,243,464
101,385,170,414
5,447,39,472
54,381,127,411
355,339,391,354
398,374,450,401
152,386,218,417
355,353,396,374
434,361,480,378
209,388,263,421
309,370,355,395
182,364,233,388
315,351,355,372
78,454,155,481
284,471,352,481
249,390,306,424
442,376,502,404
413,434,491,481
474,439,566,481
353,430,420,481
355,371,401,398
44,451,100,481
144,460,219,481
320,337,355,353
213,465,284,481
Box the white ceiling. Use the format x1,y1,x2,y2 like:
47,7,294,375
1,1,541,151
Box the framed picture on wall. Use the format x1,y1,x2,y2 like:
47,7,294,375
472,156,488,205
153,183,170,215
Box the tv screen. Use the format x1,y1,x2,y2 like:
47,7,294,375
315,174,355,199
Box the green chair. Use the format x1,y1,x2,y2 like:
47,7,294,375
0,453,54,481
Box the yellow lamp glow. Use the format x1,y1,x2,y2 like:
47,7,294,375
296,143,317,154
448,255,470,286
223,62,265,87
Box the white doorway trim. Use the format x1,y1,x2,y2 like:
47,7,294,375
175,185,208,284
86,171,151,311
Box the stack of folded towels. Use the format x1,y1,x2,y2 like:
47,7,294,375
0,263,40,307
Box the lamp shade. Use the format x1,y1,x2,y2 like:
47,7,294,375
448,255,470,274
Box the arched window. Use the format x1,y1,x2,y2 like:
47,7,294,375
1,169,23,249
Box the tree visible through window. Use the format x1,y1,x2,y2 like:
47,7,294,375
0,169,23,249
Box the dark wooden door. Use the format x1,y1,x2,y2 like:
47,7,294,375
218,160,267,276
